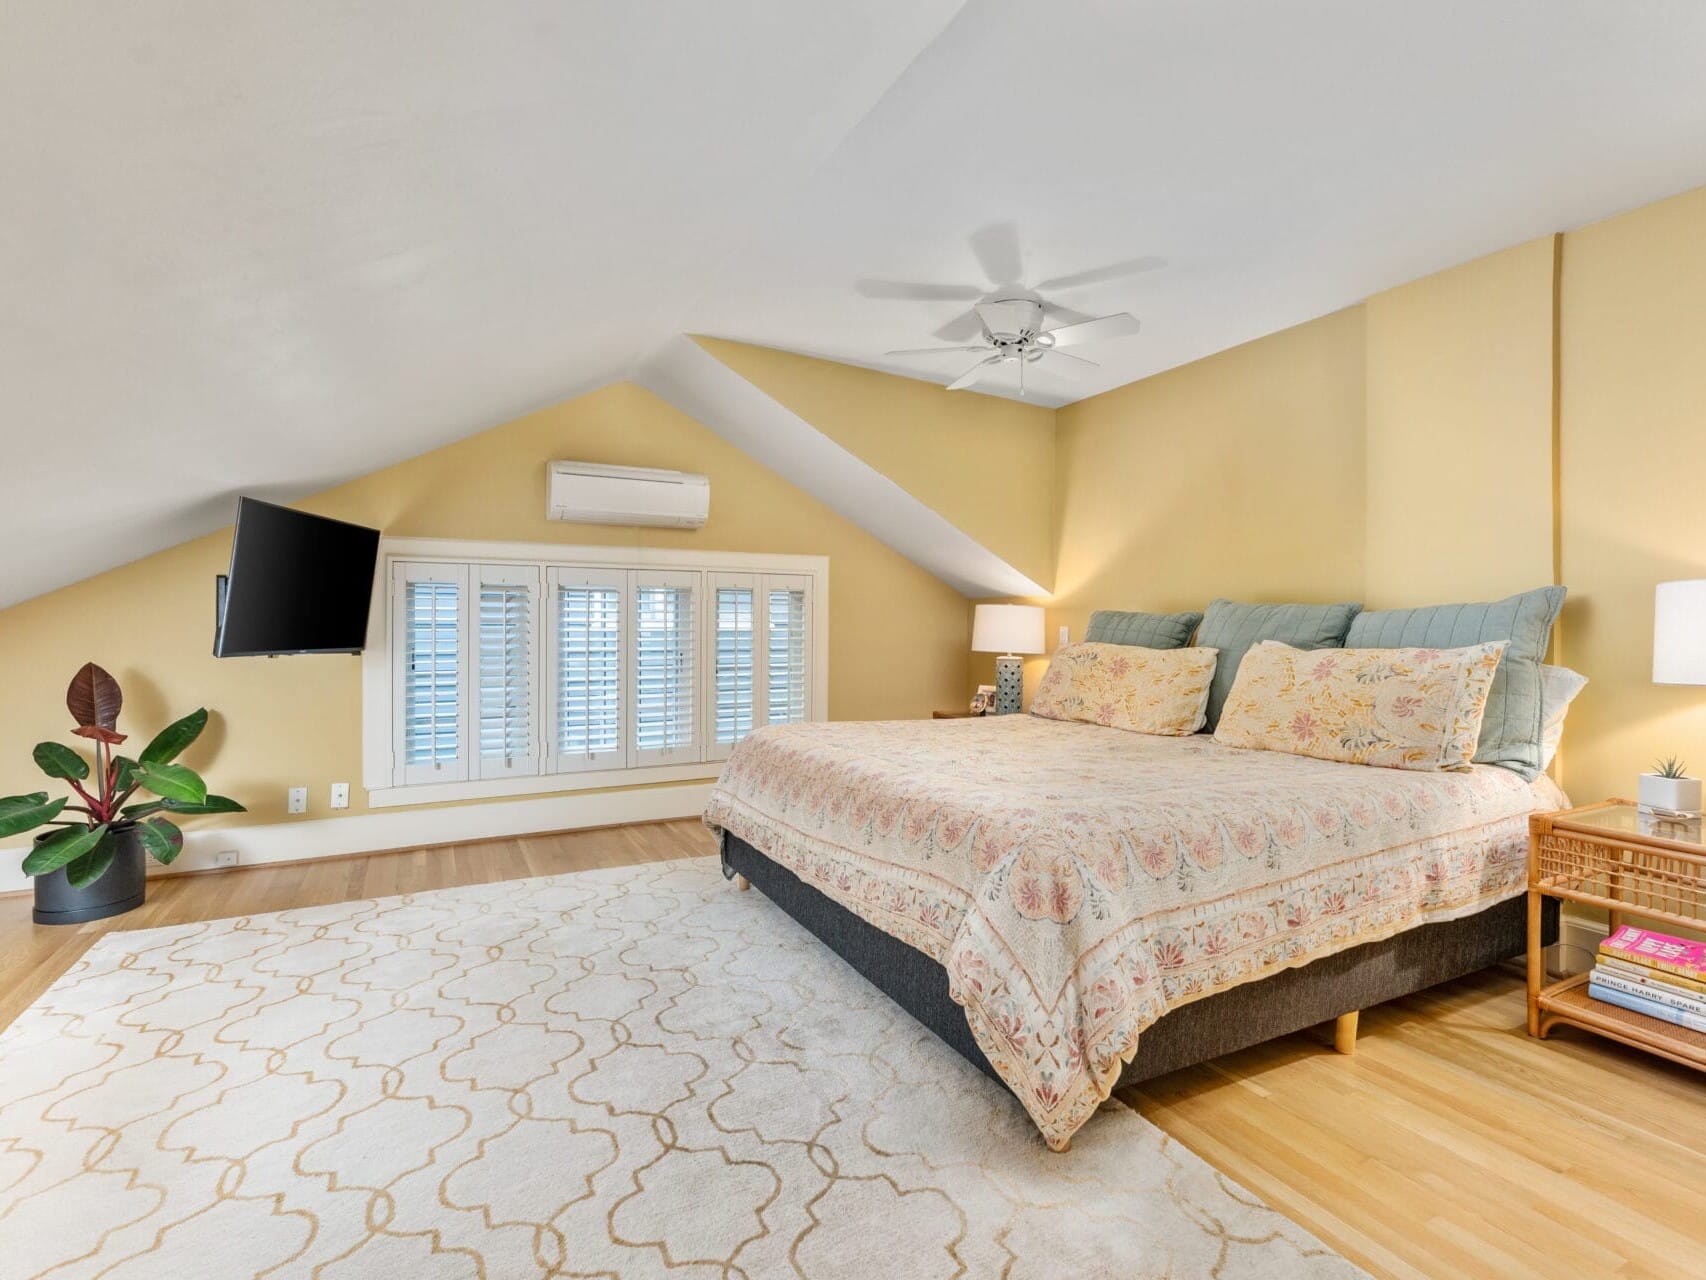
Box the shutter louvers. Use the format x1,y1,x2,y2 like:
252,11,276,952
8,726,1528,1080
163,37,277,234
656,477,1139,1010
403,580,461,767
714,586,756,746
767,585,808,726
477,575,536,776
557,583,622,762
635,581,697,761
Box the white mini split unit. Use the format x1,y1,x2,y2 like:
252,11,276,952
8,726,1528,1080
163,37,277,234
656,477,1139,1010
546,461,710,529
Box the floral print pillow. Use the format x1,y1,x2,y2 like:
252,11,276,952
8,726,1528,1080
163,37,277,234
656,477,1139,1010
1030,643,1219,736
1213,639,1508,771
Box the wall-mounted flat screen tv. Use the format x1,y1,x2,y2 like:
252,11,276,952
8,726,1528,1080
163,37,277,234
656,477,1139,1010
213,498,381,657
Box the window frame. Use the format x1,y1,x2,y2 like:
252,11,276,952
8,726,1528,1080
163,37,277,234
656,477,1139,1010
363,538,828,809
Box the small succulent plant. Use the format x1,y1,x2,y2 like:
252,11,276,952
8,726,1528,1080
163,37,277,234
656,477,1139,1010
1651,755,1692,780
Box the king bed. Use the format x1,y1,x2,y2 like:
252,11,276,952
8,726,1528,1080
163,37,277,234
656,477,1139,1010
704,713,1565,1151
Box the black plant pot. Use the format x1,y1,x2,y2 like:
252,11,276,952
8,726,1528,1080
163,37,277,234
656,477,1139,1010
32,822,146,926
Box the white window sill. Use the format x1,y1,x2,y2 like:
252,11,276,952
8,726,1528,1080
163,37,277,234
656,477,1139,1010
367,760,724,809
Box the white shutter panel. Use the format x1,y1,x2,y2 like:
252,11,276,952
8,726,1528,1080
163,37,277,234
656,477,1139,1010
766,575,811,726
392,561,471,785
475,565,540,779
632,570,700,766
547,567,626,773
705,573,758,762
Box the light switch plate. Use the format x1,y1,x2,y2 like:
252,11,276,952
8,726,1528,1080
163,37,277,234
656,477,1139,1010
1058,625,1070,647
330,782,349,810
287,786,308,815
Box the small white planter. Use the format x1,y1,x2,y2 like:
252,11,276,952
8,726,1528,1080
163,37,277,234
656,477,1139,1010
1638,772,1703,817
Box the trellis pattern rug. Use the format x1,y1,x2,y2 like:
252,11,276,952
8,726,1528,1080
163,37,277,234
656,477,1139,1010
0,857,1365,1279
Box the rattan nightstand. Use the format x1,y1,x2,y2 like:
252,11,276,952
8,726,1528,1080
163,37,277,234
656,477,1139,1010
1527,800,1706,1071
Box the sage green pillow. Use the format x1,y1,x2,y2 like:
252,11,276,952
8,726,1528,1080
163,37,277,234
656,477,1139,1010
1085,609,1204,649
1196,599,1363,731
1343,586,1566,779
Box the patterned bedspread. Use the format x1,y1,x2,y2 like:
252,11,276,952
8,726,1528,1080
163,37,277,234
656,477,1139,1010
703,715,1566,1151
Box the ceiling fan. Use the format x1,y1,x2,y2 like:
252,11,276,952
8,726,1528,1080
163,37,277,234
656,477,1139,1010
859,222,1163,395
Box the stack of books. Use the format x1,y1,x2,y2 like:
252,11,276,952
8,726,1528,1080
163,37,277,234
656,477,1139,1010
1590,925,1706,1032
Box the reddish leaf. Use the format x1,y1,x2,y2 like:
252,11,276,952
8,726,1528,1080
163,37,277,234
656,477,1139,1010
71,724,128,745
66,663,123,732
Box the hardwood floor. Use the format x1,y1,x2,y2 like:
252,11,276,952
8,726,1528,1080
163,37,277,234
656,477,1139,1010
3,818,1702,1278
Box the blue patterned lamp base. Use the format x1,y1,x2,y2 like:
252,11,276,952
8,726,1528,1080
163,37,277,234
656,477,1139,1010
994,655,1024,715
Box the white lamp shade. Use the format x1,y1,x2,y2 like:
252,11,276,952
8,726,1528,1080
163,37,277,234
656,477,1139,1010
972,603,1045,655
1654,579,1706,685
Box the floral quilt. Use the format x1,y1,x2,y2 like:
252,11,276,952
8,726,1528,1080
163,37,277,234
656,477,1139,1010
703,715,1565,1151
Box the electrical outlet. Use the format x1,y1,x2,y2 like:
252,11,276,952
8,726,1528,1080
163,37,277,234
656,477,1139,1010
1058,625,1070,648
330,782,349,810
213,849,239,869
287,786,308,815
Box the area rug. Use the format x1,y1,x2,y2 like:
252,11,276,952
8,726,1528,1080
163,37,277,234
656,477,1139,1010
0,857,1365,1279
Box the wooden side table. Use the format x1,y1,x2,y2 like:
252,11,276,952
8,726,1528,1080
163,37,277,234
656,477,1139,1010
1527,799,1706,1071
932,709,984,719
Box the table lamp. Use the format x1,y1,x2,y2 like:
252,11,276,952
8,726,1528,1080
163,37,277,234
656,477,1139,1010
972,604,1045,715
1648,580,1706,816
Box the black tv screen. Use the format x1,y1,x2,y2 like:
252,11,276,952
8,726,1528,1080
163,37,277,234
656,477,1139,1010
214,499,381,657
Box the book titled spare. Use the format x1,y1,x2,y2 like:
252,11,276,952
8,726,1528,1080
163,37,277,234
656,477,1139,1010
1598,925,1706,981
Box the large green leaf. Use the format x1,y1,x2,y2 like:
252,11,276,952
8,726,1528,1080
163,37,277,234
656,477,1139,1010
0,793,68,840
66,662,123,732
133,762,207,805
139,709,208,766
64,835,116,889
22,824,108,876
162,794,245,816
113,756,141,793
138,817,184,865
32,742,89,781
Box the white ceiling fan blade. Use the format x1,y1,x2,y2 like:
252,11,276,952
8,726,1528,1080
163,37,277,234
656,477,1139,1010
885,345,991,357
946,356,1000,392
1040,300,1097,326
968,221,1023,286
856,279,985,301
1044,313,1142,348
1046,348,1099,369
932,311,986,343
1035,256,1166,292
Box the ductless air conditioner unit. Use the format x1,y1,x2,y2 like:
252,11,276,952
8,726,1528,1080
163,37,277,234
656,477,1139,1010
546,461,710,529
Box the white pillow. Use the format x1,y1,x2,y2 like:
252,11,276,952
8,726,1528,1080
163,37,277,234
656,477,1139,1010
1539,665,1588,768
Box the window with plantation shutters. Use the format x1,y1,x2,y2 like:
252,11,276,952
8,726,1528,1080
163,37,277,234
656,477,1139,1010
393,562,470,785
374,543,822,801
633,572,698,766
711,581,756,751
767,580,809,726
705,572,811,761
548,568,626,772
475,566,540,779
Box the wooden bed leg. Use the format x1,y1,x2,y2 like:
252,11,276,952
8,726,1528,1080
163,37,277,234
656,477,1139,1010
734,874,751,892
1054,1138,1070,1153
1333,1010,1359,1056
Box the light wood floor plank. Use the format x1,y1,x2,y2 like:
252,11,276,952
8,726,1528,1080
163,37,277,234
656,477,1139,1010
1,816,1700,1278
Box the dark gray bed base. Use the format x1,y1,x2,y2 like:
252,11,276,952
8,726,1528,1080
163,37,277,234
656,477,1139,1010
722,832,1558,1088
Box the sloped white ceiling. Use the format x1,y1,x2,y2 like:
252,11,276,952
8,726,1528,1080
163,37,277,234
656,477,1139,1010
5,1,1706,607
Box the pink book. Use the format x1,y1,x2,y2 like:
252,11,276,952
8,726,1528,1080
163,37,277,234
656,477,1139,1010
1599,925,1706,981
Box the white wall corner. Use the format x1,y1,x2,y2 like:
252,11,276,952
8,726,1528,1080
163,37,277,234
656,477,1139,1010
635,335,1044,600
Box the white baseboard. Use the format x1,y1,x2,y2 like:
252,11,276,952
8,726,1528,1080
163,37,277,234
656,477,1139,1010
0,782,715,898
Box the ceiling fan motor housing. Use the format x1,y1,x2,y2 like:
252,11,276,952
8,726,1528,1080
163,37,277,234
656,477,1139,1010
977,296,1045,345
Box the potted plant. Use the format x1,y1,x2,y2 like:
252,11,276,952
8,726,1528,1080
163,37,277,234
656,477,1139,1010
0,663,244,925
1638,755,1703,819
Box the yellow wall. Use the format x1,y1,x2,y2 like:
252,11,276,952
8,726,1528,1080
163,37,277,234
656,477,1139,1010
1560,184,1706,804
1049,305,1368,642
0,382,972,826
695,337,1056,591
1365,237,1559,607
